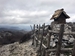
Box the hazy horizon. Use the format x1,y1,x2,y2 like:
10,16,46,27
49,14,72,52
0,24,32,31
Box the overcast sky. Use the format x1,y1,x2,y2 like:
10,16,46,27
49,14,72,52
0,0,75,24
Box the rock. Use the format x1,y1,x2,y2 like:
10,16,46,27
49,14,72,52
0,40,37,56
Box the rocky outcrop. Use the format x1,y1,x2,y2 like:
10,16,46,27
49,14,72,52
0,40,37,56
0,31,29,45
19,32,32,43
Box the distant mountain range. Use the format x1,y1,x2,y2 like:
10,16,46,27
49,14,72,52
0,24,33,45
0,24,32,31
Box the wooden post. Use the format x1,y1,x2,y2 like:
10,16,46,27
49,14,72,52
36,25,38,47
56,24,64,56
32,24,35,45
42,48,46,56
72,40,75,56
46,30,51,56
45,50,49,56
38,24,40,40
36,24,40,48
46,32,51,56
47,32,51,49
39,23,45,56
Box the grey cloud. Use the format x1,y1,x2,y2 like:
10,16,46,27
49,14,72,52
0,0,75,24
